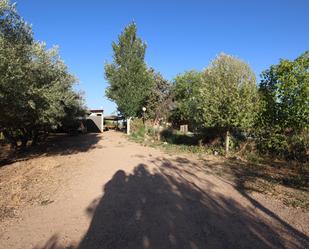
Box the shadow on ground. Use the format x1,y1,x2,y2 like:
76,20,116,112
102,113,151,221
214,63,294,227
0,133,101,167
203,157,309,191
35,157,309,249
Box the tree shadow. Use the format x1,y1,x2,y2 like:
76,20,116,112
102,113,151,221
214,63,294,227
199,157,309,192
33,235,75,249
0,133,101,167
36,160,308,249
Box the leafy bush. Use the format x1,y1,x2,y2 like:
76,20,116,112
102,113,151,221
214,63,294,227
0,1,85,148
257,51,309,162
130,119,144,134
288,133,309,161
257,129,308,162
130,119,147,142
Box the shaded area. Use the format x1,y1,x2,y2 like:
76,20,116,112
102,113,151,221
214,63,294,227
160,127,241,146
160,129,199,146
226,158,308,190
33,235,75,249
198,157,309,210
85,118,102,133
36,159,308,249
0,133,101,167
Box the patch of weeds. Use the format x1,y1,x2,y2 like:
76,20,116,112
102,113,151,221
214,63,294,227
157,139,213,156
281,191,309,210
40,199,54,206
281,175,307,189
148,142,160,148
129,133,144,143
246,153,262,164
214,169,225,177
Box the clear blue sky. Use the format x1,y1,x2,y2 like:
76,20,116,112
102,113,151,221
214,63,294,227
17,0,309,115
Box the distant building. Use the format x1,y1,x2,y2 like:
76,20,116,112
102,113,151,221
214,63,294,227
86,109,104,132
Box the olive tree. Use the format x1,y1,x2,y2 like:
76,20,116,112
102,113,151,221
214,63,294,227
197,53,259,153
0,0,85,148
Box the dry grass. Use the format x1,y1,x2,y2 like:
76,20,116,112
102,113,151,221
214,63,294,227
0,156,63,220
129,134,309,211
201,156,309,210
0,133,101,221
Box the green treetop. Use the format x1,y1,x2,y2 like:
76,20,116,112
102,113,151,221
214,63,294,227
105,22,153,118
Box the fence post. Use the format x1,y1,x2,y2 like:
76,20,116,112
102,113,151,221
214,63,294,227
127,117,131,135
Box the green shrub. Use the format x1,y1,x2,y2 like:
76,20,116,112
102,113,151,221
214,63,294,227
288,133,309,161
130,119,144,134
147,127,157,137
130,119,147,142
160,129,198,145
257,129,308,162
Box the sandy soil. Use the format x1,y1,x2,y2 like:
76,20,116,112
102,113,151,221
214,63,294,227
0,131,308,249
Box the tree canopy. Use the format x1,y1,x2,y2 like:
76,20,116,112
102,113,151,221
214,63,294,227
0,0,85,147
171,54,259,132
169,54,259,153
197,53,259,131
256,51,309,159
105,23,153,118
144,70,173,122
259,51,309,132
171,70,203,128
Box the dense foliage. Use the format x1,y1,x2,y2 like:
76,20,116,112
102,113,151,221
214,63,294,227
0,0,86,148
170,54,259,153
2,5,304,162
144,70,173,122
104,22,307,160
171,70,203,129
258,51,309,160
197,54,259,131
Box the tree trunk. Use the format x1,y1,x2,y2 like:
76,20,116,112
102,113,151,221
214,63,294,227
3,130,17,149
225,130,230,156
19,128,30,150
19,140,27,150
31,129,39,146
20,136,28,150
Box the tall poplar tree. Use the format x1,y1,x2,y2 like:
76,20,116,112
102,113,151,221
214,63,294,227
105,23,153,118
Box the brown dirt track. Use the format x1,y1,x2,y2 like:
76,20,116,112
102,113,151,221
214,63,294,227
0,131,308,249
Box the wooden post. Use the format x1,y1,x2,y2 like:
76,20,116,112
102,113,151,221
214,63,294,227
101,112,104,132
127,117,131,135
180,124,188,134
225,130,230,155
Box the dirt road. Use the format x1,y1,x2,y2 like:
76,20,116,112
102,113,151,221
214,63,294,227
0,131,308,249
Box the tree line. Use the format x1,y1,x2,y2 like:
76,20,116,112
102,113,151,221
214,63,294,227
0,0,86,148
105,23,308,161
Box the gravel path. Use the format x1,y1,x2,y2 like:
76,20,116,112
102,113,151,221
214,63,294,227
0,131,308,249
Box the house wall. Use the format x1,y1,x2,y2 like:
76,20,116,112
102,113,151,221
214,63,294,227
86,115,103,132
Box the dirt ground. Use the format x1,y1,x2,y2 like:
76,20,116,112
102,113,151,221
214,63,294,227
0,131,308,249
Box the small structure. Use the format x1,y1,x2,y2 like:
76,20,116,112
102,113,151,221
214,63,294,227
104,115,125,130
86,109,104,133
180,124,188,134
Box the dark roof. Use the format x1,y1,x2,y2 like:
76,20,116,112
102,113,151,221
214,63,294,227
89,109,104,113
104,115,124,121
